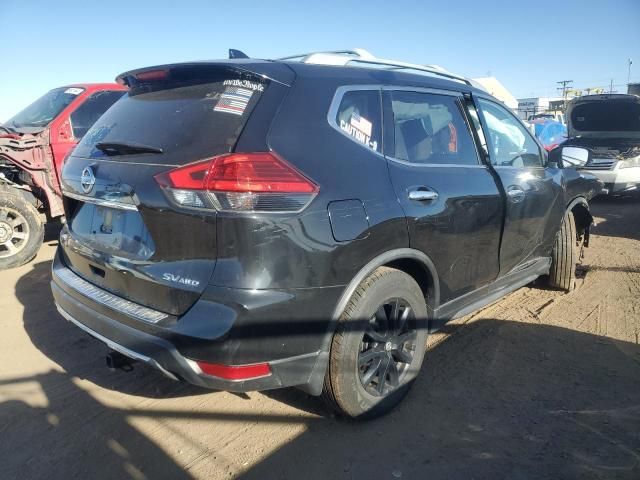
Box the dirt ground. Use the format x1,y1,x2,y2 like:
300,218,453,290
0,195,638,480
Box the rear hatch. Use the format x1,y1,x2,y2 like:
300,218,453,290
566,94,640,140
59,62,291,315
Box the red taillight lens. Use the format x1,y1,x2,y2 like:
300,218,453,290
156,159,211,190
154,152,318,212
206,153,318,193
193,360,271,380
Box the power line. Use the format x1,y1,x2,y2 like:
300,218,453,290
557,80,573,99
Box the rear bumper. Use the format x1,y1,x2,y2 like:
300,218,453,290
51,251,340,393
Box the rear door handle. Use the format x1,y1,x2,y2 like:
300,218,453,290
408,188,439,201
506,186,526,202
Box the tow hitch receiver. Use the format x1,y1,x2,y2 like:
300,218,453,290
106,350,135,372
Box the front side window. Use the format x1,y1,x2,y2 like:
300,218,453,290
334,89,382,153
70,90,126,139
477,98,542,167
389,91,478,165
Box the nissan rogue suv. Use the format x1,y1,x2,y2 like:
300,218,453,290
50,50,601,418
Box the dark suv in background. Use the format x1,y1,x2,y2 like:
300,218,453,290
50,50,601,418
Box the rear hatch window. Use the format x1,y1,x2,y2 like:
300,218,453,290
72,66,267,165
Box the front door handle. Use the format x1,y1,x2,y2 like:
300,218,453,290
408,188,439,201
506,186,526,202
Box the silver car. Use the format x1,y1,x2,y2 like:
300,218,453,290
563,94,640,194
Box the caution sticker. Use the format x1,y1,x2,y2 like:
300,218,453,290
340,113,378,150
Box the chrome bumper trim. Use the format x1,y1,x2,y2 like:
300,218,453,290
55,267,168,324
62,190,138,211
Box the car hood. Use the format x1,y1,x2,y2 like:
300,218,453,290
566,94,640,140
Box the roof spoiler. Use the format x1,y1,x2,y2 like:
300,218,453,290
116,61,294,88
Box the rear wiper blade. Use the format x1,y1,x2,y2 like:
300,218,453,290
95,141,163,156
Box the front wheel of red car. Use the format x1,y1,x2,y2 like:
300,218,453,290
322,267,428,419
0,186,44,270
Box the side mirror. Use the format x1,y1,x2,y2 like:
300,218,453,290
561,146,589,168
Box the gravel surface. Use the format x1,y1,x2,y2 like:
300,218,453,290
0,195,638,479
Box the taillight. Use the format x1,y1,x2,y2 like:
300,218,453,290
154,152,319,213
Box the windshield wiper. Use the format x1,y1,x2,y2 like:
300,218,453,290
95,141,163,156
0,124,20,134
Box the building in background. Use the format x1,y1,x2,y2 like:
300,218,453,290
516,97,565,120
472,77,518,110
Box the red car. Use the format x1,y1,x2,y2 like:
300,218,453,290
0,83,126,269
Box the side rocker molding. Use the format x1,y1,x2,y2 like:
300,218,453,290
300,248,440,396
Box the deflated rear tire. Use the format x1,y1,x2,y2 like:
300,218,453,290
0,187,44,270
547,211,578,292
322,267,428,419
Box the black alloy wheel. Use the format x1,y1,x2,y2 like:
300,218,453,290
358,298,418,396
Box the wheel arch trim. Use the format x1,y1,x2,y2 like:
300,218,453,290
331,248,440,322
565,195,594,239
566,195,589,212
302,248,440,396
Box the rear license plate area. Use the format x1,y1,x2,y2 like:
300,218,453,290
69,203,155,258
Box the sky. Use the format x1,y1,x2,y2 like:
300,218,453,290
1,0,639,121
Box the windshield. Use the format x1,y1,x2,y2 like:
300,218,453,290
6,87,84,129
571,100,640,133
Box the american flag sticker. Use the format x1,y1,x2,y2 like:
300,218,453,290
350,113,373,137
214,86,254,115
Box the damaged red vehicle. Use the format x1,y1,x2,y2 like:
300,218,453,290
0,84,126,269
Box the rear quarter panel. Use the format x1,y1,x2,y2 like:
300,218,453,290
211,71,408,289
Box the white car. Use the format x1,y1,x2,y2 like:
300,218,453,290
562,94,640,194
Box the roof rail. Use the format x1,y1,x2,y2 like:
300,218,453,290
276,49,472,86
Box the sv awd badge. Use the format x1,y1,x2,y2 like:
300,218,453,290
162,273,200,287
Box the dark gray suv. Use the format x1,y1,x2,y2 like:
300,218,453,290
50,50,602,418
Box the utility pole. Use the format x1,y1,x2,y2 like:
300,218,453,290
610,79,614,94
557,80,573,100
557,80,573,113
629,58,633,86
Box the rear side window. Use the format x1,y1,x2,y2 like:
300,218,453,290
389,91,478,165
70,90,126,139
73,71,267,165
334,90,382,153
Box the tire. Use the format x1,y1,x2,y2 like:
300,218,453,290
547,211,578,292
0,186,44,270
322,267,428,419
